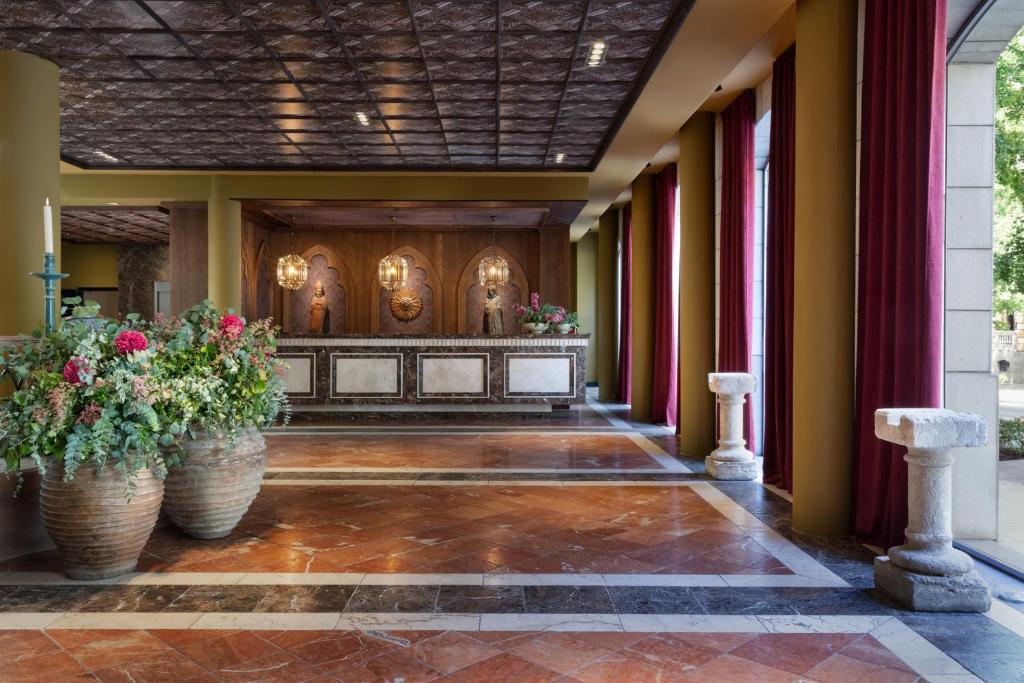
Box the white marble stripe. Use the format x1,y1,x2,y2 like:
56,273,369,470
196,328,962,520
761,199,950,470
584,397,632,429
0,571,848,588
261,479,693,487
619,614,767,632
341,613,482,631
47,612,203,630
984,598,1024,639
624,432,693,473
0,612,65,629
479,613,624,632
756,615,892,633
869,617,978,678
190,612,343,630
687,482,849,586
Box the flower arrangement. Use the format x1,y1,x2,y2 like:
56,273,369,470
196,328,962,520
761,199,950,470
512,292,566,325
144,301,289,437
0,316,193,492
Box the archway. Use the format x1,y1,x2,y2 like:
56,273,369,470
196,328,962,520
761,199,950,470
457,245,529,334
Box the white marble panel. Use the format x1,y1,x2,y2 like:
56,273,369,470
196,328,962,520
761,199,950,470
280,355,313,395
506,355,572,395
419,355,487,395
334,354,400,395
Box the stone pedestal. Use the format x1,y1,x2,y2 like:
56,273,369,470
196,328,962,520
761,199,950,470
706,372,757,480
873,408,991,612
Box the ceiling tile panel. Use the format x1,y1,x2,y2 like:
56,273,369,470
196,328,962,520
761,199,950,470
0,0,690,170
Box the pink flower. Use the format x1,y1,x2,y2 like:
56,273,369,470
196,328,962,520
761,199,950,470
220,314,246,340
529,292,540,309
63,357,88,385
132,375,153,404
115,330,148,355
77,402,103,425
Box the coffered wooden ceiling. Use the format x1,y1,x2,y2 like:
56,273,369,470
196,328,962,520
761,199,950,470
61,205,170,243
1,0,692,171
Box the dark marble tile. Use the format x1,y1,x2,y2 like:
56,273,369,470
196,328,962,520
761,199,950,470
345,585,439,613
435,585,524,613
163,585,271,612
825,562,877,589
254,585,356,612
79,585,186,612
776,588,899,615
0,585,102,612
900,614,1024,655
689,588,797,615
949,652,1024,681
522,585,613,614
607,586,704,615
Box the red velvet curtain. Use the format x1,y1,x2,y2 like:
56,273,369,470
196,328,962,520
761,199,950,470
763,46,796,492
854,1,946,547
617,204,633,404
719,90,755,445
652,165,679,426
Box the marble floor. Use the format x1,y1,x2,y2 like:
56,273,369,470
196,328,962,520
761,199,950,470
3,398,1024,681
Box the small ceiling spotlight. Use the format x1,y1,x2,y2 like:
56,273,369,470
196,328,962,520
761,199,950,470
354,111,370,126
554,152,566,164
586,39,607,67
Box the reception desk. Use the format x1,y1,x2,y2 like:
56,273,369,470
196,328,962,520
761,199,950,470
277,334,589,411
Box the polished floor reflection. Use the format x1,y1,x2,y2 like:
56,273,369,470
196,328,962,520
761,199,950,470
1,400,1021,681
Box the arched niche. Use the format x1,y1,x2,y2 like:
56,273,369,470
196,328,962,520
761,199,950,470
284,246,355,335
457,245,529,334
253,239,277,323
371,245,443,333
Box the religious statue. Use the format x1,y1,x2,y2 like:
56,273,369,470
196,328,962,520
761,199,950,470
309,280,329,334
483,287,504,335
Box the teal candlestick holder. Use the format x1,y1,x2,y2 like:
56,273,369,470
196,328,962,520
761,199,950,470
31,253,69,333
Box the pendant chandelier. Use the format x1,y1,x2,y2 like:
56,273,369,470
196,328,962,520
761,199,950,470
277,232,308,290
478,218,509,289
378,215,408,291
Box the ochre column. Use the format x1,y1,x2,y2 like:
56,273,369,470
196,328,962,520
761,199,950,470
630,174,655,422
677,113,717,456
207,176,242,311
792,0,858,536
0,51,60,336
596,209,619,400
574,231,598,383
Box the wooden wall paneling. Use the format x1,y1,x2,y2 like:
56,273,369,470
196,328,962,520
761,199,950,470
169,207,208,315
539,225,572,307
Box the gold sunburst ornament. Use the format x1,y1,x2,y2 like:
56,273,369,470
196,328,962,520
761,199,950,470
389,287,422,321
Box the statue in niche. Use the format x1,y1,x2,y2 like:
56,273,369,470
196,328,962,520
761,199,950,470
309,280,330,334
483,288,504,335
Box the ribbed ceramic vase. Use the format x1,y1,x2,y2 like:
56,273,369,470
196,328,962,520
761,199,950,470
162,427,266,540
40,462,164,581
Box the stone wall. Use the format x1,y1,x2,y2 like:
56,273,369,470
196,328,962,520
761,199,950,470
118,245,170,320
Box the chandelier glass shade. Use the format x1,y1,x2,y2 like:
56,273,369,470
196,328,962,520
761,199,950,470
378,253,408,291
277,252,308,290
478,253,510,289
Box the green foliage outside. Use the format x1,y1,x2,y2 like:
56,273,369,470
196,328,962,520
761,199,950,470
995,30,1024,317
1001,417,1024,455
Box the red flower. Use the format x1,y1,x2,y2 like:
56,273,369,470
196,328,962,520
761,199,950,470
115,330,148,354
63,357,87,385
220,314,245,340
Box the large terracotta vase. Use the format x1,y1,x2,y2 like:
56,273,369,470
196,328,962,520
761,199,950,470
40,462,164,581
162,427,266,540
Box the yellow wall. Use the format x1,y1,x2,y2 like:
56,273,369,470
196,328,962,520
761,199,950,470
791,0,858,536
61,243,119,290
574,231,599,383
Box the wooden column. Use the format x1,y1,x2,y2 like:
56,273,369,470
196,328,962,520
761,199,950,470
630,174,656,422
792,0,858,536
677,113,718,456
538,225,571,306
597,209,620,400
169,206,208,314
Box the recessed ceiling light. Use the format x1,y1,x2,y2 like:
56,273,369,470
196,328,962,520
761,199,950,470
354,111,370,126
94,150,119,162
587,39,607,67
554,153,566,164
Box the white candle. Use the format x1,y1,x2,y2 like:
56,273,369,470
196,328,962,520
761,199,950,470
43,198,54,254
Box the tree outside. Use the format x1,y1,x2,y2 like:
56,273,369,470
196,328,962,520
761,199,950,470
995,28,1024,325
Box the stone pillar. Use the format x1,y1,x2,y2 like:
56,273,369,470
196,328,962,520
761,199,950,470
707,372,757,480
207,176,242,311
873,409,991,612
677,113,717,455
0,51,61,335
629,175,656,422
596,210,619,401
791,0,858,536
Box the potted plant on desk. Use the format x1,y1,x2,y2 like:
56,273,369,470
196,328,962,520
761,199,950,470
0,320,190,580
147,302,288,540
514,292,560,334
